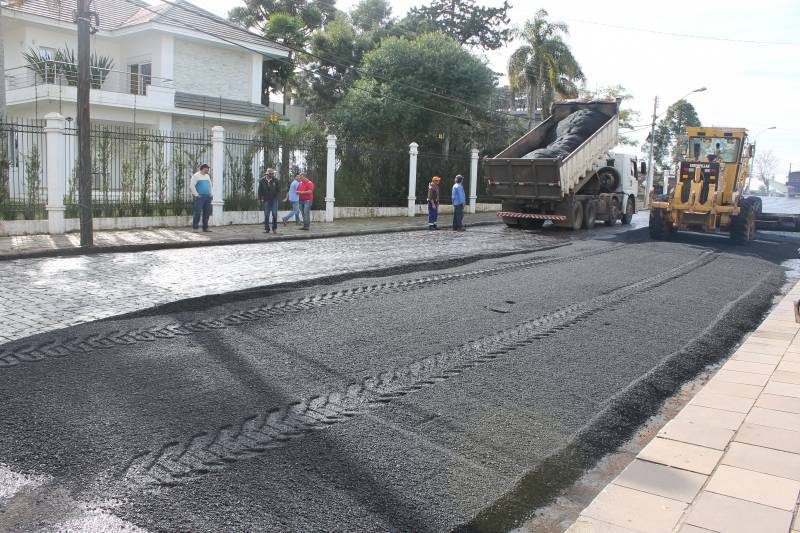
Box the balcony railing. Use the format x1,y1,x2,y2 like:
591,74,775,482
4,61,173,96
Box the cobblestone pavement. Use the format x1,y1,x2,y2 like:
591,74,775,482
0,213,500,258
0,224,575,344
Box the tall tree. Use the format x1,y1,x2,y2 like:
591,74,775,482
350,0,393,33
752,148,779,195
329,32,495,148
228,0,338,103
405,0,511,50
507,9,584,128
642,99,701,167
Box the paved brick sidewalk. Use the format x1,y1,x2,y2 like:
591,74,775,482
569,282,800,533
0,213,500,260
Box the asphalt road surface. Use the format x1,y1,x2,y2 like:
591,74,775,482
0,221,797,532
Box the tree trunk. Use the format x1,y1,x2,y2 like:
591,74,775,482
528,81,539,130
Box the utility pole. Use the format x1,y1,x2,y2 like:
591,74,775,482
644,95,658,209
77,0,94,246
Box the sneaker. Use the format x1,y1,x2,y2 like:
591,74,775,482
272,229,278,234
203,228,212,232
264,228,270,233
192,227,199,232
282,219,287,227
300,226,310,231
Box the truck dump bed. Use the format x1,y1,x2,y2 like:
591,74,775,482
486,99,619,200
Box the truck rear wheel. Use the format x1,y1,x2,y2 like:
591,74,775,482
569,202,583,231
582,201,596,229
621,197,634,225
649,208,672,240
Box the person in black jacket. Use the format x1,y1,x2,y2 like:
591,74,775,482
258,169,281,234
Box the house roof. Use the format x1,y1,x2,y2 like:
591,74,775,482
6,0,287,54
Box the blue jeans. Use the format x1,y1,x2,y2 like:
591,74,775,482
192,195,212,229
428,202,438,227
262,199,279,230
300,200,312,228
282,200,301,224
453,204,464,228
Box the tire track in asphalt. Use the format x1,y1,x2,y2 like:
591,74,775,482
0,244,626,369
123,251,717,487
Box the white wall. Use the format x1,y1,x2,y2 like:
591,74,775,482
172,38,253,102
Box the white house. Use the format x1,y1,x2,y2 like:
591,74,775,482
2,0,304,131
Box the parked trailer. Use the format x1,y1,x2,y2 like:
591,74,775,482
484,99,639,230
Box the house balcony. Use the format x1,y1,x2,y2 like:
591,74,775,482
4,61,177,114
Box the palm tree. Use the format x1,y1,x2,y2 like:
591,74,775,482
507,9,584,128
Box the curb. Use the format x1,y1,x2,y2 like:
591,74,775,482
0,220,502,262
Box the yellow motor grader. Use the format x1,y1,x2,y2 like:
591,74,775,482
649,126,756,243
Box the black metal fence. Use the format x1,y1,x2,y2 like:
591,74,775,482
224,131,327,211
64,125,209,218
335,143,408,207
0,117,47,220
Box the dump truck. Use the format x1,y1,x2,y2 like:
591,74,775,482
484,98,639,230
649,126,755,243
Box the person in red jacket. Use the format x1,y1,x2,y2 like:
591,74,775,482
296,174,315,230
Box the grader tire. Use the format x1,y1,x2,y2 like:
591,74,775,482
730,198,756,244
582,202,596,229
649,208,672,240
569,202,583,231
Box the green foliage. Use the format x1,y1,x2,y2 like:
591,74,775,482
137,141,152,211
153,136,168,208
643,99,701,167
508,10,584,125
406,0,511,50
93,129,112,210
121,160,134,206
351,0,393,33
229,0,338,98
22,44,114,88
329,33,495,150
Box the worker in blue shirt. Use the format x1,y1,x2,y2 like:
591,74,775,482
281,173,302,226
452,174,466,231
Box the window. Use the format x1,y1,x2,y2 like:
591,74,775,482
128,63,152,95
689,137,741,164
39,47,56,60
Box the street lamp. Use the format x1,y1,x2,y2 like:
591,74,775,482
644,87,707,207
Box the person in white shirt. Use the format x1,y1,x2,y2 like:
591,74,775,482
190,164,213,232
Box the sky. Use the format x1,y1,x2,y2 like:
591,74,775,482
162,0,800,179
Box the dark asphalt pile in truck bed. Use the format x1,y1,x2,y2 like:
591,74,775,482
524,109,609,160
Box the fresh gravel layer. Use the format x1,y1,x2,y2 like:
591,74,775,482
0,234,791,532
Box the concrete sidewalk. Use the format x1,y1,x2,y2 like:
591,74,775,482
569,282,800,533
0,212,501,260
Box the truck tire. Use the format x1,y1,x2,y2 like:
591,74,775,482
605,197,620,226
569,202,583,231
649,208,672,240
621,197,635,225
730,197,756,244
582,201,596,229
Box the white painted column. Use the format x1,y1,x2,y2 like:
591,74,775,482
44,112,66,234
211,125,225,227
408,142,418,217
469,148,479,214
325,134,336,222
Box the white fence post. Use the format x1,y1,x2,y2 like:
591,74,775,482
469,148,479,214
44,112,66,234
408,142,418,217
211,125,225,226
325,134,336,222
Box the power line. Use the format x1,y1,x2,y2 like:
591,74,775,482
118,0,517,133
556,15,800,47
151,0,524,123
